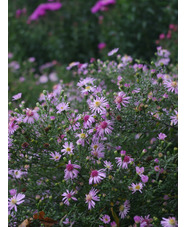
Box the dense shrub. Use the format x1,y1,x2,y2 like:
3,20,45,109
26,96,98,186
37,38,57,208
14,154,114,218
9,0,177,65
8,48,178,226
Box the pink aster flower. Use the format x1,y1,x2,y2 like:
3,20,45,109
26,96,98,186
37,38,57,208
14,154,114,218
62,189,77,206
140,215,153,227
154,165,160,172
89,96,109,114
170,110,178,126
61,142,74,155
158,133,167,140
161,217,178,227
114,91,130,110
98,42,106,50
64,160,81,181
100,214,110,224
13,169,24,179
9,189,17,196
91,149,105,159
108,48,119,56
97,120,113,137
8,193,25,212
85,188,100,210
119,200,130,219
164,80,178,94
50,151,61,161
91,139,105,152
12,93,22,101
83,114,95,128
115,154,133,169
141,175,149,183
130,182,143,193
136,167,145,176
89,169,106,184
8,118,19,135
104,161,113,170
110,221,117,227
23,108,39,124
56,102,69,113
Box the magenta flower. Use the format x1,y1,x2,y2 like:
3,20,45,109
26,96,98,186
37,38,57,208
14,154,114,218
62,190,77,206
83,114,95,128
89,96,109,114
12,93,22,101
97,120,113,137
8,193,25,212
98,42,106,50
89,169,106,184
91,0,116,14
140,215,153,227
8,118,19,135
56,102,69,113
154,166,160,172
85,188,100,210
134,216,141,223
110,221,117,227
64,160,81,181
158,133,167,140
50,151,61,161
23,108,39,124
141,175,149,183
100,214,110,224
61,142,74,155
9,189,17,196
119,200,130,219
115,155,133,169
114,91,130,110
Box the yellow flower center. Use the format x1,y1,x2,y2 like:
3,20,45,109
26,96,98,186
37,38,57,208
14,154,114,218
11,199,17,204
86,194,92,202
135,185,141,190
169,219,175,225
171,81,177,88
66,147,71,152
85,86,91,90
55,156,59,159
80,133,86,139
93,145,98,150
61,107,64,110
95,101,101,107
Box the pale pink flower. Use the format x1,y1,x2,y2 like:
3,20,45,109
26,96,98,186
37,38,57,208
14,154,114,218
100,214,110,224
170,110,178,126
164,80,178,94
23,108,39,124
91,149,105,159
154,166,160,172
130,182,143,193
50,151,61,161
8,118,19,134
103,161,113,170
61,142,74,155
8,193,25,212
62,190,77,206
136,167,144,176
64,160,81,181
119,200,130,219
89,97,109,114
85,188,100,210
141,175,149,183
89,169,106,184
158,133,167,140
114,91,130,110
12,93,22,101
56,102,69,113
97,120,113,137
115,155,133,169
108,48,119,56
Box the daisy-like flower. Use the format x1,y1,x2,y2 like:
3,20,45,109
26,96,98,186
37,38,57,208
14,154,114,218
161,217,178,227
136,166,145,176
91,139,105,152
77,77,95,87
62,190,77,206
170,110,178,126
114,91,130,110
89,96,109,114
108,48,119,56
103,161,113,171
56,102,69,113
23,108,39,124
76,130,88,146
91,149,105,159
158,133,167,140
8,193,25,212
85,188,100,210
130,182,143,194
50,151,61,161
61,142,74,155
83,114,95,128
12,93,22,101
13,169,23,179
8,117,19,135
64,160,81,181
140,215,153,227
164,80,178,94
119,200,130,219
115,155,133,169
89,169,106,184
81,85,96,95
97,120,113,137
100,214,111,224
154,165,160,172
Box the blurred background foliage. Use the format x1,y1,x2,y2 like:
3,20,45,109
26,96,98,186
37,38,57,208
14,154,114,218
9,0,178,66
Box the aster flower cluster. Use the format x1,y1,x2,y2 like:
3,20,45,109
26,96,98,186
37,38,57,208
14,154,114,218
8,48,177,226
